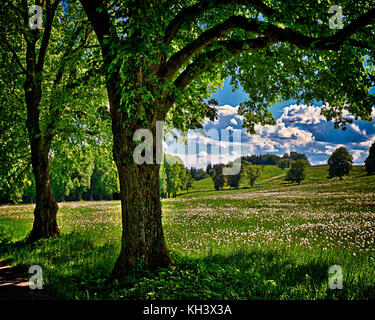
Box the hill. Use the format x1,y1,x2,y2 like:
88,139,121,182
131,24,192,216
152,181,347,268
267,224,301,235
181,165,367,197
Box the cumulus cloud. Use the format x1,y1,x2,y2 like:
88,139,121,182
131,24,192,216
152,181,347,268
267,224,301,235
255,120,314,143
350,123,366,135
359,135,375,148
351,149,366,162
164,103,375,167
230,118,238,126
279,104,325,124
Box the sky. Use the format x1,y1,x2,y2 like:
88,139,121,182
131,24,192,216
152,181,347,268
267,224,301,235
164,77,375,167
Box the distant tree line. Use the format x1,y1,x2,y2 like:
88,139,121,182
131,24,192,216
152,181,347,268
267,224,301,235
211,162,263,191
240,151,310,167
189,167,209,181
160,155,193,198
3,143,374,204
0,141,121,204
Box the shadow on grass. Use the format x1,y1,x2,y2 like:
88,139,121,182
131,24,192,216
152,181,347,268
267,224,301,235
1,235,374,300
92,249,367,300
0,233,119,299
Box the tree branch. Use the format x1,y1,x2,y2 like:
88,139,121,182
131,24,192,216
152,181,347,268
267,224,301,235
44,24,91,143
164,15,247,79
52,23,89,88
0,35,26,73
79,0,117,56
156,37,274,119
161,36,275,119
164,9,375,80
173,37,275,92
36,0,60,73
164,0,282,45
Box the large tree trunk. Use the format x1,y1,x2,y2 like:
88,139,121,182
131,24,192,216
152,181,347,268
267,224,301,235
25,52,60,240
111,162,171,278
78,0,171,278
28,138,59,240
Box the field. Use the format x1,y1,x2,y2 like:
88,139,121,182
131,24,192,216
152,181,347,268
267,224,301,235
0,165,375,299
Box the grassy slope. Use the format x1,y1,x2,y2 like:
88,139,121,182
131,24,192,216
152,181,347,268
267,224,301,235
0,165,374,299
182,165,366,198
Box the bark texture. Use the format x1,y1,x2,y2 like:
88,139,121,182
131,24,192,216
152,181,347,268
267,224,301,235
23,2,60,241
111,163,171,278
28,141,59,240
25,86,60,240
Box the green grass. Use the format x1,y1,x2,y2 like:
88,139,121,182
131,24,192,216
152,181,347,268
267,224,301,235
191,177,214,191
0,166,374,300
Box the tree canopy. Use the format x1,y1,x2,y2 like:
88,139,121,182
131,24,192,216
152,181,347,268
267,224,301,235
365,141,375,175
285,159,307,184
328,147,353,179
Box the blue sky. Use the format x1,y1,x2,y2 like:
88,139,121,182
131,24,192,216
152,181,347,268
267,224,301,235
165,77,375,167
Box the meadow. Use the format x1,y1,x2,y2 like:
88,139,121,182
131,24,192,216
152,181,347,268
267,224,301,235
0,165,374,300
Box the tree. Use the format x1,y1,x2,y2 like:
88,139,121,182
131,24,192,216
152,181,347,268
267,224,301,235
185,170,194,193
178,164,186,191
328,147,353,180
226,161,242,189
165,161,173,198
278,159,291,170
0,1,102,239
195,168,209,180
241,164,262,188
285,160,307,185
50,146,75,202
365,141,375,175
91,114,120,202
241,154,281,165
48,97,115,203
165,161,182,198
78,0,375,277
180,167,193,193
212,164,226,191
159,163,168,198
206,163,212,175
22,170,36,204
89,143,119,201
71,148,93,201
287,152,310,165
190,167,197,179
0,64,30,204
227,172,241,189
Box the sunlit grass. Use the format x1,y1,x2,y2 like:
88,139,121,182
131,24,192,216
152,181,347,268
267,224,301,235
0,166,374,299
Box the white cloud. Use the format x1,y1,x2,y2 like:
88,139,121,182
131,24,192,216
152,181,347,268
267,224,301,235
372,107,375,120
324,144,344,155
230,118,238,126
351,149,365,162
350,123,366,135
279,104,325,124
164,103,375,167
359,136,375,148
254,120,314,146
